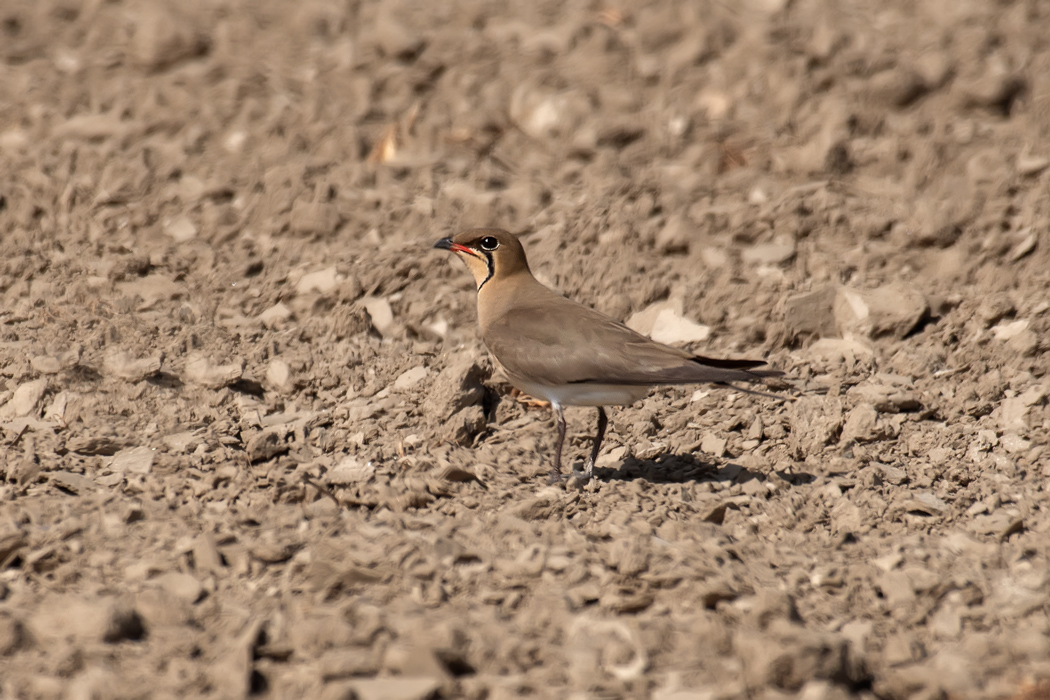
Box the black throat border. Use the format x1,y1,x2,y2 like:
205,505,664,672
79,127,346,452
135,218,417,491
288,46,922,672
476,252,495,292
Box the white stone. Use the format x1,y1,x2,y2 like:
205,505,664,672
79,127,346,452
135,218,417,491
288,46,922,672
296,267,340,295
393,365,428,391
164,216,197,242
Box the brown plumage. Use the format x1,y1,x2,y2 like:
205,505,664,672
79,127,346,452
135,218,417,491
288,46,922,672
434,228,781,482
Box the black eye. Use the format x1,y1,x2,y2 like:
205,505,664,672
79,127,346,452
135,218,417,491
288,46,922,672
479,236,499,251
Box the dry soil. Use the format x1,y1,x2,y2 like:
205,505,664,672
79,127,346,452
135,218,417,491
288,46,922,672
1,1,1049,699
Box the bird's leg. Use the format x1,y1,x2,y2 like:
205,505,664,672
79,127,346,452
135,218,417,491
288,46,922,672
578,406,608,481
548,404,567,483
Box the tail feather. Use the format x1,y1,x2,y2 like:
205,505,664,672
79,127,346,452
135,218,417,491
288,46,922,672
690,355,769,371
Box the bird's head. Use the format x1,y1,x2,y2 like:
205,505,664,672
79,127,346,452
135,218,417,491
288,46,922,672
433,228,531,291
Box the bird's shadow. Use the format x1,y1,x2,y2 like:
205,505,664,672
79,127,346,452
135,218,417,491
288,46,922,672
582,453,815,487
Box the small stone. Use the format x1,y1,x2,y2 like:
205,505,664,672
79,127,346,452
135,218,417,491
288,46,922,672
393,365,428,391
841,403,880,443
1000,433,1031,454
296,267,340,295
699,246,729,268
155,571,204,603
318,648,381,680
290,200,339,235
373,2,425,59
257,302,293,329
131,6,206,71
1008,229,1037,262
1020,385,1047,407
361,297,397,337
1,379,47,418
742,240,796,266
162,431,200,454
992,319,1029,341
879,464,908,485
164,216,197,242
627,299,710,345
266,359,295,394
834,284,928,340
30,355,64,375
783,286,838,339
806,338,875,366
184,353,244,389
851,384,921,413
245,429,287,463
1016,153,1050,176
350,677,441,700
326,457,375,485
108,446,155,475
700,433,727,457
103,350,163,382
977,294,1015,326
910,492,948,514
997,397,1029,433
193,535,225,575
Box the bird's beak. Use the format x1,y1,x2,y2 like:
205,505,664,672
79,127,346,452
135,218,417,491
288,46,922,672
433,237,480,257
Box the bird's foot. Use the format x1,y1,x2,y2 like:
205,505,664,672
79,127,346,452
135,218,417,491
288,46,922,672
548,468,566,484
514,389,551,409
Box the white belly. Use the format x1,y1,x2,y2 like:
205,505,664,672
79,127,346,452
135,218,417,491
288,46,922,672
512,379,649,408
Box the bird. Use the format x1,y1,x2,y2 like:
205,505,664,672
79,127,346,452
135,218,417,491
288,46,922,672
433,227,783,483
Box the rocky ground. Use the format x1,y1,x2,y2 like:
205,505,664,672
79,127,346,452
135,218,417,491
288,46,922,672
1,0,1049,698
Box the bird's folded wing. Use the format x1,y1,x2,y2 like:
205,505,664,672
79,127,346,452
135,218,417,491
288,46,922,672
485,299,774,387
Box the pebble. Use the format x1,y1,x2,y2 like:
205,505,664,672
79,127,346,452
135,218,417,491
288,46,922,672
102,350,163,382
108,446,155,475
741,240,796,266
851,384,921,413
296,266,340,295
997,397,1029,432
783,286,839,339
162,431,200,454
834,283,928,340
257,302,293,329
132,6,204,71
326,457,375,485
700,433,727,457
393,365,428,391
266,358,295,394
991,319,1029,341
350,678,442,700
841,403,879,443
1016,153,1049,176
626,299,710,345
0,379,47,418
1000,433,1031,454
362,296,397,337
163,216,197,242
155,571,204,603
184,353,244,389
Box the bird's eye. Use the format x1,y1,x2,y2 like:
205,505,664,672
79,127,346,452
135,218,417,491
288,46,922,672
479,236,499,251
